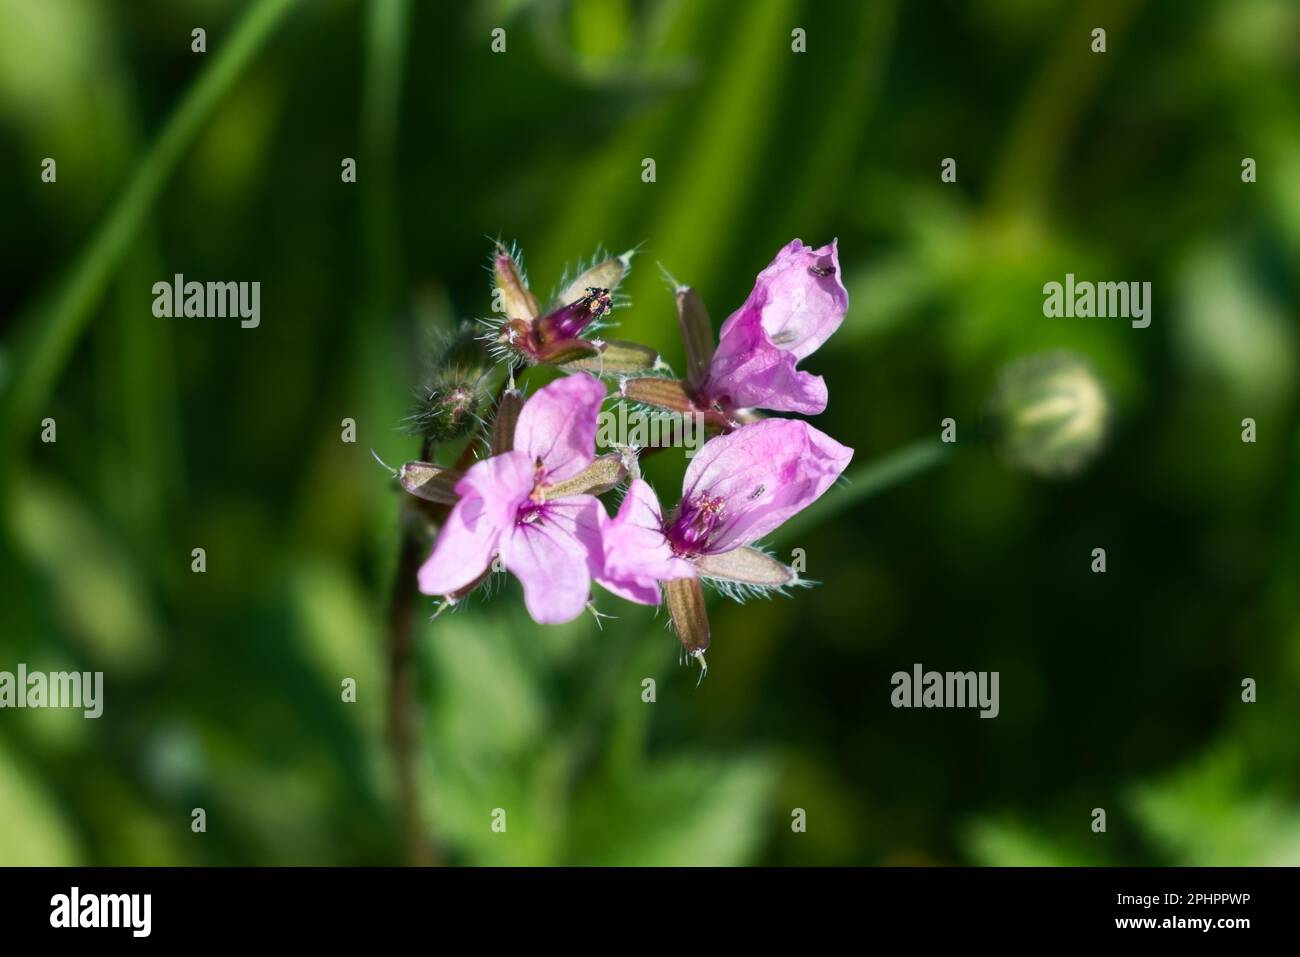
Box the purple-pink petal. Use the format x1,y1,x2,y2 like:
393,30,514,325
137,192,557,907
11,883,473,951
704,311,829,414
417,450,533,597
718,238,847,361
705,239,846,414
513,373,607,483
452,448,534,505
597,479,696,604
676,419,852,554
501,495,604,624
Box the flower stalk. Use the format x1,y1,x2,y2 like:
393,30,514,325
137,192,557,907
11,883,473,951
386,437,438,867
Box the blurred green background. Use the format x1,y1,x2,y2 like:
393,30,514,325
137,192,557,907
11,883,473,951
2,0,1299,866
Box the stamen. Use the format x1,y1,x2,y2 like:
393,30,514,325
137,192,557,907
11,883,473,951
665,492,727,557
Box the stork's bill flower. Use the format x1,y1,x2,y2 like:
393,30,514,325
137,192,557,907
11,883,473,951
417,374,615,624
599,418,853,654
623,239,848,427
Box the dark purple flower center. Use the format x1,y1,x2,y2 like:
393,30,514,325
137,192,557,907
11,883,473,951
665,493,727,557
516,460,554,526
516,499,548,526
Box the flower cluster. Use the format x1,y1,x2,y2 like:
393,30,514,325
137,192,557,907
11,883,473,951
396,239,853,676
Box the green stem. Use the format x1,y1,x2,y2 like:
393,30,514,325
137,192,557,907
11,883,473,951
774,438,952,545
0,0,301,470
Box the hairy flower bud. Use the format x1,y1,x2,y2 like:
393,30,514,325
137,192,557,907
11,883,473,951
409,368,486,443
988,352,1109,477
493,244,541,322
436,320,490,375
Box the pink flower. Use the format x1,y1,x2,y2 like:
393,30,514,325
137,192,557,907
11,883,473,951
600,418,853,601
417,373,611,624
703,239,847,416
622,239,848,427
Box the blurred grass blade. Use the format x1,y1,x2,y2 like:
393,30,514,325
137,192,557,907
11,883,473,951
0,0,302,468
618,0,794,344
362,0,411,316
7,477,162,669
989,0,1140,217
0,737,81,866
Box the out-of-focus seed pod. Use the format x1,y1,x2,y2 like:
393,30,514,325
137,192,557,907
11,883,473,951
989,351,1110,477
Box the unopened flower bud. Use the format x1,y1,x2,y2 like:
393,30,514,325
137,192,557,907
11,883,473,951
410,368,486,443
989,351,1109,477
